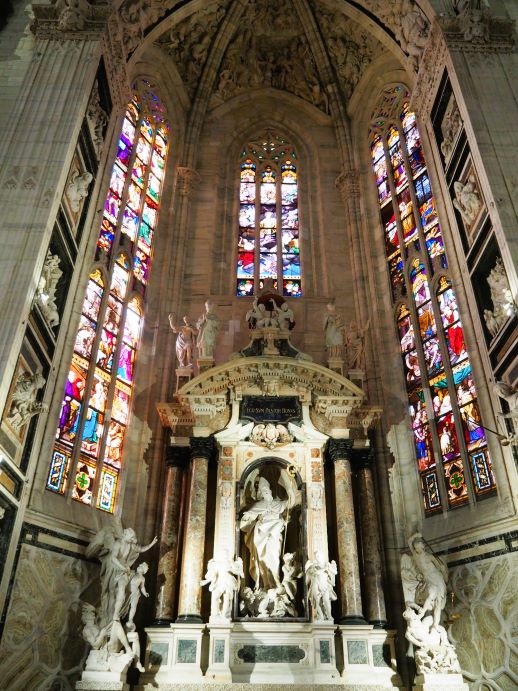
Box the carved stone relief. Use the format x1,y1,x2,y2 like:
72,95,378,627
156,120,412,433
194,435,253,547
441,93,463,163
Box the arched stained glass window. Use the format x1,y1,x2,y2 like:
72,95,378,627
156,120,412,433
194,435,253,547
46,93,169,513
370,86,496,515
236,130,302,298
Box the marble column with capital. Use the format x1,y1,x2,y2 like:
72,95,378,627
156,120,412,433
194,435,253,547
176,436,214,623
354,449,387,628
328,438,365,624
154,445,189,625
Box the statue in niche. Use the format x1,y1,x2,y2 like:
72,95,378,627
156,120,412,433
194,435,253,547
344,318,370,370
87,83,108,157
440,96,462,161
305,551,337,621
493,380,518,446
453,176,482,229
323,302,345,358
196,299,220,358
401,533,461,674
168,314,197,368
6,370,48,433
201,551,244,620
66,169,93,214
239,468,302,618
483,258,516,337
34,251,62,327
80,525,156,675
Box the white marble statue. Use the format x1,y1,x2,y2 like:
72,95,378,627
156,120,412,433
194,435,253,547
81,525,156,676
401,532,461,674
276,301,295,330
6,370,48,433
169,314,197,367
34,251,62,327
493,380,518,446
323,302,345,358
399,1,429,71
440,96,462,161
344,318,370,370
453,177,481,229
201,551,244,619
305,550,337,621
282,552,302,601
196,299,220,358
246,298,273,329
240,477,289,592
483,258,516,337
66,169,93,213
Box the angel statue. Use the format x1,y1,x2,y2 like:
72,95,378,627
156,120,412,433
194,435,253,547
305,550,337,621
201,550,244,619
401,532,461,674
81,522,157,673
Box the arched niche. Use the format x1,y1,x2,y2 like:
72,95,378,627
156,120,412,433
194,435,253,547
234,455,308,622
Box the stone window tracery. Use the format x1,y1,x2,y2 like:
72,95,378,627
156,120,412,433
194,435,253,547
370,85,496,515
236,129,302,298
45,92,169,512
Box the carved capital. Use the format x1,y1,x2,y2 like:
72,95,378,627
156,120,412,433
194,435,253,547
327,438,353,463
190,435,215,461
335,169,360,201
176,167,202,198
351,447,375,470
165,445,190,469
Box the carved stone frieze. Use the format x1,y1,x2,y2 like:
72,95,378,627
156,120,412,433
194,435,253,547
439,10,515,53
31,0,110,39
156,2,228,99
409,21,447,117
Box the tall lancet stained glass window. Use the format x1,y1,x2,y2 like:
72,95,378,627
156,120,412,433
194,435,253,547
236,130,302,298
370,86,496,515
46,94,169,512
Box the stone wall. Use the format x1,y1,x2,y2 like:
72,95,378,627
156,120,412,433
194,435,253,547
0,541,97,691
448,551,518,691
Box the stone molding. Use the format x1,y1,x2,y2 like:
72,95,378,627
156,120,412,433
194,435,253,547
31,1,110,39
439,11,515,54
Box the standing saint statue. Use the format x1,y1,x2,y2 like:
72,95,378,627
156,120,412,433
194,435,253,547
168,314,197,368
344,319,370,370
240,477,289,592
196,299,220,358
323,302,345,358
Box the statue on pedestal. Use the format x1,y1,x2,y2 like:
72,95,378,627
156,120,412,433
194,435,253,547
305,550,337,621
169,314,197,367
323,302,345,358
401,533,461,675
344,319,370,371
6,370,48,433
201,551,244,620
79,524,157,679
196,299,220,358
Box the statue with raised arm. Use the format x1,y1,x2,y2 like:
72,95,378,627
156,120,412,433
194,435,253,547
196,299,220,358
305,550,337,621
401,532,461,674
169,314,197,367
201,551,244,619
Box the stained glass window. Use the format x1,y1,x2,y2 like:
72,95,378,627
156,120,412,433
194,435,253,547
370,87,496,515
236,130,301,297
46,94,169,513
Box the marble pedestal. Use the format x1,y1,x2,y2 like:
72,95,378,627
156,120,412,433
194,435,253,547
230,621,339,685
339,625,401,688
75,649,133,691
413,673,469,690
206,622,233,682
140,623,205,685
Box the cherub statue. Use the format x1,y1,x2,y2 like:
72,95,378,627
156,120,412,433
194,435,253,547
6,370,48,433
281,552,302,600
277,302,295,330
201,551,244,619
305,550,337,621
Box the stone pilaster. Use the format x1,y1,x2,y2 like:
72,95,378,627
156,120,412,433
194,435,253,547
176,436,214,623
327,438,365,624
154,445,189,625
353,448,387,628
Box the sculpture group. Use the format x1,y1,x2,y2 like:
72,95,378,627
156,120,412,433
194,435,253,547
169,299,220,368
401,533,461,675
323,301,370,370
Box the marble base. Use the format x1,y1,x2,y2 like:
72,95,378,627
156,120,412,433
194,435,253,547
75,649,133,690
140,623,205,685
197,356,215,372
206,623,233,682
413,673,469,690
339,625,401,688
